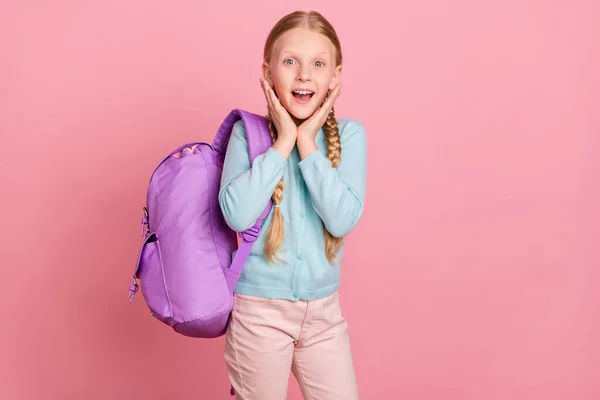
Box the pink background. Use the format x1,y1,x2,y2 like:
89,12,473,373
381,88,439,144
2,0,599,399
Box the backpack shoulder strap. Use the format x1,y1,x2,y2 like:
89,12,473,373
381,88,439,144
212,109,272,166
213,109,275,286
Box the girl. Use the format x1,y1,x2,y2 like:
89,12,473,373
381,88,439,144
219,10,367,399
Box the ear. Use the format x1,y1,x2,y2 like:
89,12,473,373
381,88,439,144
262,62,273,86
329,65,343,90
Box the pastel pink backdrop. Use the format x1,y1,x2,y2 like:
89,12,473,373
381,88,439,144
1,0,598,399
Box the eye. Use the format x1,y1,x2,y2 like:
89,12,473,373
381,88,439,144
315,61,325,67
284,59,296,65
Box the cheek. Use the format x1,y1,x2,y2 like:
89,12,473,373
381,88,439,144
316,72,335,91
271,65,291,82
314,92,328,106
316,79,333,101
271,72,291,96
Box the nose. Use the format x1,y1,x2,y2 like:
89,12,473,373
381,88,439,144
296,65,311,82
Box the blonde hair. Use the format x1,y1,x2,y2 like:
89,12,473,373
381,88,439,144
263,11,344,263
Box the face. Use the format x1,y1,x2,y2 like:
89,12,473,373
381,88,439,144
263,27,342,123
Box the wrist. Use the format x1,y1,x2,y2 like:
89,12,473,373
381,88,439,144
273,135,296,159
296,137,318,160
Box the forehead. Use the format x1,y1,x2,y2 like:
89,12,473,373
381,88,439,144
272,27,335,58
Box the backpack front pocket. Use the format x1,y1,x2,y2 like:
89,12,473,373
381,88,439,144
130,232,172,324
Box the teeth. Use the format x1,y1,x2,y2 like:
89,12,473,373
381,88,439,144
294,90,313,95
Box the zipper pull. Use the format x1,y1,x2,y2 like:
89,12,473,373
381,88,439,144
129,275,139,303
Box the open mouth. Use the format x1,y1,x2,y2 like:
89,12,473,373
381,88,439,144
291,90,315,103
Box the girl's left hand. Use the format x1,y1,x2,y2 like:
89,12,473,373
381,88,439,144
297,83,342,143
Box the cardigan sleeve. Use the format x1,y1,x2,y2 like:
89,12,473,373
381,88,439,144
297,120,367,237
218,120,286,232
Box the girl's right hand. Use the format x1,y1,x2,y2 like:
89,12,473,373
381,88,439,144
260,77,297,142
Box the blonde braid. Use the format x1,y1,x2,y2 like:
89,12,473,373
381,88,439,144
263,115,286,263
323,103,345,262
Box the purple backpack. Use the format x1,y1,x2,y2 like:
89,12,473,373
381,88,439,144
128,109,273,338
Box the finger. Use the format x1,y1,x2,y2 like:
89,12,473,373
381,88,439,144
260,78,275,113
313,89,337,121
321,84,342,117
333,83,343,101
326,84,343,108
266,84,282,111
260,78,274,112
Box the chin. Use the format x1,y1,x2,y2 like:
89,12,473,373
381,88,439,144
288,107,316,121
284,97,320,121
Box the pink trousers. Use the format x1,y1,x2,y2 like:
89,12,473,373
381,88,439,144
224,291,359,399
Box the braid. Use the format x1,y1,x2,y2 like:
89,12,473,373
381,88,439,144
264,113,286,263
263,94,343,263
323,103,345,262
325,108,341,168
